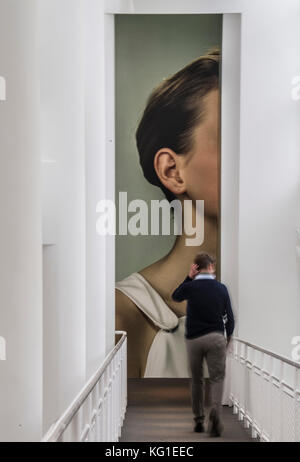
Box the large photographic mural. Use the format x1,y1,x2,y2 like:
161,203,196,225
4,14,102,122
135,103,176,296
115,14,222,378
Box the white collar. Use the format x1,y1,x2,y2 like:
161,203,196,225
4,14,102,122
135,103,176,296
194,273,215,280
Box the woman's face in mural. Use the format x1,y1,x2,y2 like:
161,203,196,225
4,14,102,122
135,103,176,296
154,88,220,219
182,88,220,218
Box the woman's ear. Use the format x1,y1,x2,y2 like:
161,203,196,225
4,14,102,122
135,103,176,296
153,147,186,197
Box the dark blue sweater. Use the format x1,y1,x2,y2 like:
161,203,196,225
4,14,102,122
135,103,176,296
171,275,235,339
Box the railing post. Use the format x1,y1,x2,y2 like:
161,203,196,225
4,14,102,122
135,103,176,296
228,337,300,443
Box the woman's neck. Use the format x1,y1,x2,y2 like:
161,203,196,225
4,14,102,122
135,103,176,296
138,203,219,314
157,212,218,279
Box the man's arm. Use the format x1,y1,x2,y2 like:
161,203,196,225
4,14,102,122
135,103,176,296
171,275,193,302
223,286,235,341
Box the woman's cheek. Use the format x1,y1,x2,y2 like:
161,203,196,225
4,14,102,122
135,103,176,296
185,160,219,217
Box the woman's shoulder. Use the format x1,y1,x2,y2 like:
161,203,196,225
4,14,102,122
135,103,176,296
115,272,142,314
115,285,140,318
115,281,159,332
115,271,139,289
115,280,159,378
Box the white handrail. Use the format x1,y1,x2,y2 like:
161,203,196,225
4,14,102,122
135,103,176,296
232,337,300,369
229,337,300,442
41,331,127,442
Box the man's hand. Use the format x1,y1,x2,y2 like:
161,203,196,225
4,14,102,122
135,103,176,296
189,263,200,279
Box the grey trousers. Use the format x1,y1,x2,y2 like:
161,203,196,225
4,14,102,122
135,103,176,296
185,331,227,424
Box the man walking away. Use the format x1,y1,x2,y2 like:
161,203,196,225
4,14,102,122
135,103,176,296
171,252,235,437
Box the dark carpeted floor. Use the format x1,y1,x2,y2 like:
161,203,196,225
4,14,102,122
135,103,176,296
119,378,256,442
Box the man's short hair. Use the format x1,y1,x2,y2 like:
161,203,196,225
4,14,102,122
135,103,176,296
194,252,216,271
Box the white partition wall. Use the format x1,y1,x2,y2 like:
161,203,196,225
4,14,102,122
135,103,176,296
236,1,300,356
84,1,115,375
103,12,116,358
0,0,42,442
40,0,87,432
220,13,241,335
40,0,115,432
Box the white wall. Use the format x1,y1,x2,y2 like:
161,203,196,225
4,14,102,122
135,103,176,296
0,0,42,441
84,0,114,376
40,0,86,431
40,0,115,431
0,0,115,441
220,13,241,336
237,0,300,357
103,13,116,356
